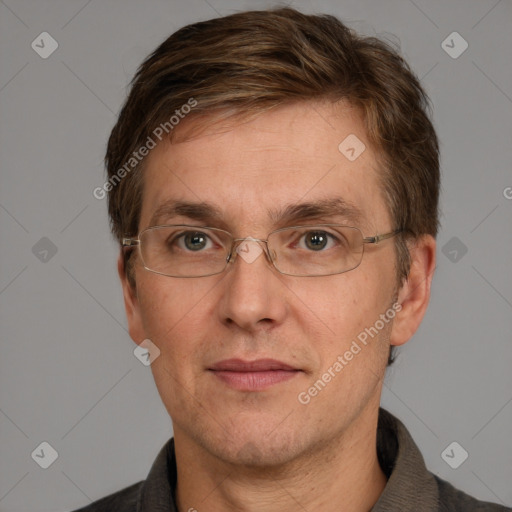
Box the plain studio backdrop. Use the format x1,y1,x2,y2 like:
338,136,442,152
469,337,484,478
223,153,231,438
0,1,511,511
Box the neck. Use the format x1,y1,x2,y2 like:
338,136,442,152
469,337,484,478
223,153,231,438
173,404,387,512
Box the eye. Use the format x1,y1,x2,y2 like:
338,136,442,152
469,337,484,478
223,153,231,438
298,230,338,251
172,231,214,252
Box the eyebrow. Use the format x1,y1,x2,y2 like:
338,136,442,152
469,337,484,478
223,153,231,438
149,197,364,229
272,198,363,226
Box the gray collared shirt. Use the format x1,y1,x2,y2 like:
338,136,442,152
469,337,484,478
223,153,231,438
73,408,511,511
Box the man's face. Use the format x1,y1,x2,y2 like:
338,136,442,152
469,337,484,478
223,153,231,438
123,101,401,466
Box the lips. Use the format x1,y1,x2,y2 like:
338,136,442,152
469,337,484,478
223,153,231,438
209,358,297,372
209,358,301,391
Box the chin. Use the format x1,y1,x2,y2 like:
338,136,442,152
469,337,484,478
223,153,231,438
221,441,298,468
234,441,292,467
202,422,308,468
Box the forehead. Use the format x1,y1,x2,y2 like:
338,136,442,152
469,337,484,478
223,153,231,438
139,101,391,234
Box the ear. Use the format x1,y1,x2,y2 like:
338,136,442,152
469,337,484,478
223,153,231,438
118,252,146,345
390,235,436,347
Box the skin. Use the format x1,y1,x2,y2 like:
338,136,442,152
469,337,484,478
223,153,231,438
119,100,436,512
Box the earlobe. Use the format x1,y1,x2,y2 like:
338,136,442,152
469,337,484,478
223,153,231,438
118,253,146,344
390,235,436,347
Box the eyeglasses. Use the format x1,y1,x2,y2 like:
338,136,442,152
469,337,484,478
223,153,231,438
122,224,402,278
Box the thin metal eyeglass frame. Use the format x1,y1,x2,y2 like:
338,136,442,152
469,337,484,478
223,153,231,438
122,224,403,278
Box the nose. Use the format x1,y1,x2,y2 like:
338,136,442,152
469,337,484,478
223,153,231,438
217,239,287,332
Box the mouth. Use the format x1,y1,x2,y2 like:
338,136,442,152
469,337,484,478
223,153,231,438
208,358,302,391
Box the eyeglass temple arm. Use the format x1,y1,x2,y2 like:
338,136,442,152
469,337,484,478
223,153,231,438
363,229,402,245
122,238,140,247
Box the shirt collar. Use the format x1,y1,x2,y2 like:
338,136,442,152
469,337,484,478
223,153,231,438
137,438,177,512
372,408,439,511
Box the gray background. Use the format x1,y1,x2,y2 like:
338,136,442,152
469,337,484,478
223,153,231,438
0,0,511,510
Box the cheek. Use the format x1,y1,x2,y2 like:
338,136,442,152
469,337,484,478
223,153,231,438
137,278,213,400
293,270,395,376
135,273,215,349
296,276,383,338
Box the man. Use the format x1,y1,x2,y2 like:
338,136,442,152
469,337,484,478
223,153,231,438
77,7,510,512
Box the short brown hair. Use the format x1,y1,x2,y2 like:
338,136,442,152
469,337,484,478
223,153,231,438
105,7,440,363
